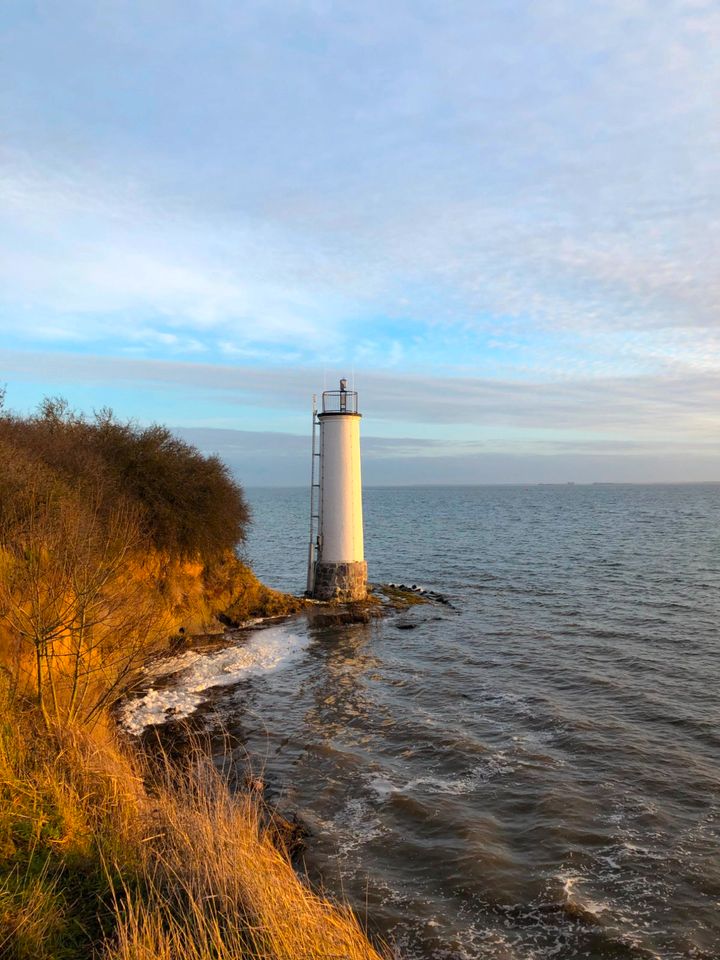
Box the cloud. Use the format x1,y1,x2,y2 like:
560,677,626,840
0,164,348,353
176,426,720,486
1,0,720,377
3,346,718,481
1,1,719,487
2,349,718,440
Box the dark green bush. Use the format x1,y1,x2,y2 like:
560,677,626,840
0,398,250,559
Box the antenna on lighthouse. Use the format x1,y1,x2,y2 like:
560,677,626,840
306,377,367,601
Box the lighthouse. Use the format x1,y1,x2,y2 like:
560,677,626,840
307,379,367,601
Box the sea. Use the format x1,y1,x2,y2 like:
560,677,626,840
122,484,720,960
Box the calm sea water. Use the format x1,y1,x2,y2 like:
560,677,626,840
229,486,720,957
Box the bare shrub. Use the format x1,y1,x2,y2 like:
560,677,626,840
0,475,170,727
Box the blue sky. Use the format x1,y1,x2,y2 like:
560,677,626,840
1,0,719,484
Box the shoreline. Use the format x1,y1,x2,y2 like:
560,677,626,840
118,615,311,737
0,405,392,960
118,582,431,739
115,583,434,942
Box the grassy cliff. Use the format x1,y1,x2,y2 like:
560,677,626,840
0,398,381,960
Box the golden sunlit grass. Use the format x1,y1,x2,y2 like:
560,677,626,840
0,691,386,960
110,751,385,960
0,868,67,960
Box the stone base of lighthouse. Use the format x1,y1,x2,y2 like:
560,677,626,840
313,561,367,601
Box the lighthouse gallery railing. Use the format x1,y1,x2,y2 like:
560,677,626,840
320,390,359,414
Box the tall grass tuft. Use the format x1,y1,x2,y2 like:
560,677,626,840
0,688,386,960
107,750,385,960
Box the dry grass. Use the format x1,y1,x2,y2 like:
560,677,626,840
0,867,67,960
0,694,386,960
0,700,147,958
109,752,384,960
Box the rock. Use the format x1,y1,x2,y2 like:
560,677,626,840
266,809,309,859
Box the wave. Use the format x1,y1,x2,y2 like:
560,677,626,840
120,624,310,736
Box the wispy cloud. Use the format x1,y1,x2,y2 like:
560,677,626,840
1,2,719,479
0,164,348,354
176,426,720,486
2,0,720,377
3,349,718,439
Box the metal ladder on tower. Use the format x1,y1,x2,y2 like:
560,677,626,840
306,396,321,594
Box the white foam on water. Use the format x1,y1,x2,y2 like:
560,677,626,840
138,619,268,682
367,776,397,799
559,871,613,920
402,758,511,796
120,624,309,736
366,754,514,801
333,797,387,856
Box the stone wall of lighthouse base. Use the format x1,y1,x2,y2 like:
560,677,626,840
312,561,368,601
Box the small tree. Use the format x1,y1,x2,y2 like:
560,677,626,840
0,479,170,728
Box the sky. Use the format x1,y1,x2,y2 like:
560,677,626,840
1,0,719,485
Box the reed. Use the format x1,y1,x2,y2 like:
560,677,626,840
0,695,386,960
109,747,385,960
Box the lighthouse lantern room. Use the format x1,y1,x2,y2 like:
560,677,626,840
307,379,367,601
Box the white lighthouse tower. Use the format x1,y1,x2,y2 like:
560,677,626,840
307,379,367,601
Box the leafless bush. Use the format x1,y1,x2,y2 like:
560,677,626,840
0,474,170,727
